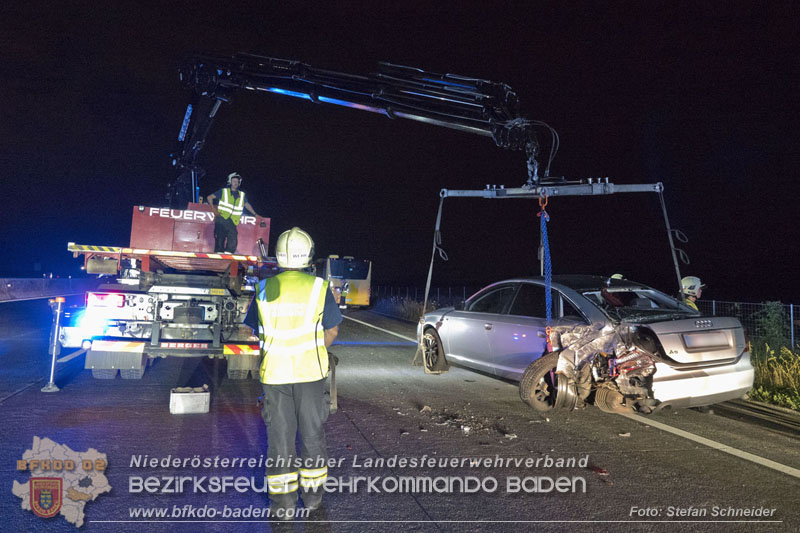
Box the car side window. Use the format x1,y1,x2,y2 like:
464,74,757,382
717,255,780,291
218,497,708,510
468,286,516,314
560,296,586,321
508,283,548,318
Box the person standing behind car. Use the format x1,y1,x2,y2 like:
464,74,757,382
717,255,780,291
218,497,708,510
206,172,260,253
257,227,342,518
681,276,706,311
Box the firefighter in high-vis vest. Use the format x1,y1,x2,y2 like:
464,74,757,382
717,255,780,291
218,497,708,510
257,227,342,517
206,172,260,253
681,276,706,311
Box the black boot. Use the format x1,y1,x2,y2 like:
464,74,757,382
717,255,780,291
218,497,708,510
269,492,297,521
302,488,323,511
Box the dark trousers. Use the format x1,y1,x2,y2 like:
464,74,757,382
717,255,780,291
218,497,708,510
261,379,329,505
213,217,238,253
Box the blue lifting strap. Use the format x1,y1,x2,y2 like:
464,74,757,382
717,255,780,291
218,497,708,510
538,201,552,350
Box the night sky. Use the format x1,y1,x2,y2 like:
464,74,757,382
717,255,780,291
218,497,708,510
2,2,798,303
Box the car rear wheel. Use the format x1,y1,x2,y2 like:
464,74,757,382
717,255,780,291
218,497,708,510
422,329,448,372
520,352,559,411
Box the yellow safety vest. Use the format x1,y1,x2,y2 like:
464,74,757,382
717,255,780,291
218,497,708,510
686,299,698,311
257,271,330,384
218,188,245,225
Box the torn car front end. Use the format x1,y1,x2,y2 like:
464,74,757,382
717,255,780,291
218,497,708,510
547,323,660,414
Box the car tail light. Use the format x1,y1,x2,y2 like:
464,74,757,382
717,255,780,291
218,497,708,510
87,293,125,308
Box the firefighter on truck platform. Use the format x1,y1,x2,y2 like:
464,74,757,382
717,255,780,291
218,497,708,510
257,227,342,518
206,172,260,253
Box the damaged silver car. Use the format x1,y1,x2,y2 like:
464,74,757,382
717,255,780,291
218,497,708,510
417,276,754,414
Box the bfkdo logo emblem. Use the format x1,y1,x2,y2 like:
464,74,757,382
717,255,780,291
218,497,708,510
30,477,63,518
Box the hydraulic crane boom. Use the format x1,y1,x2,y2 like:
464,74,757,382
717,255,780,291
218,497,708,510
166,52,687,318
168,53,553,207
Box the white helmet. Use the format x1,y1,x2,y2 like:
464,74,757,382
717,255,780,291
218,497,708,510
227,172,242,185
681,276,705,296
276,227,314,269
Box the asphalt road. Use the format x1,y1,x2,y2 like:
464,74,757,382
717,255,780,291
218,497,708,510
1,301,798,532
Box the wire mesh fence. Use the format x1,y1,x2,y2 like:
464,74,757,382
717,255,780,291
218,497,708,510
373,286,799,350
696,300,797,350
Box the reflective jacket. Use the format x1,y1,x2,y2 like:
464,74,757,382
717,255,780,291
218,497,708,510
217,188,245,225
257,271,330,384
685,299,699,311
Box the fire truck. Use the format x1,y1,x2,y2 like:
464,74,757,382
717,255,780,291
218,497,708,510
59,203,273,380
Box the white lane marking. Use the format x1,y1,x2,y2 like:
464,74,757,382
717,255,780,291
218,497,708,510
342,315,417,343
348,314,800,480
620,413,800,479
0,380,44,404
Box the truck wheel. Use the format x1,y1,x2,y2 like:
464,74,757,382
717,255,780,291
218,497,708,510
120,368,145,380
519,352,559,411
227,369,249,380
91,368,118,379
120,354,147,380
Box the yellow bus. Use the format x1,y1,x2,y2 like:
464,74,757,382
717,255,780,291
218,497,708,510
314,255,371,308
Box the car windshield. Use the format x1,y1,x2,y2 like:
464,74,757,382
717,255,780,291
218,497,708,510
580,287,697,323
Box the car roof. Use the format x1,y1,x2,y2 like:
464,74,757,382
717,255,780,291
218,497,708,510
499,275,650,292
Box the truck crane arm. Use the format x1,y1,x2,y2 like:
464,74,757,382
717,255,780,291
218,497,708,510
169,53,555,207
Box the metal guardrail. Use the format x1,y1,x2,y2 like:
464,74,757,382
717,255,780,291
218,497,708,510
715,400,800,438
0,278,98,303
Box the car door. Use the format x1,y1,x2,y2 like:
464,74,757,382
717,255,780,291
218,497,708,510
487,282,550,380
442,283,516,374
488,283,590,380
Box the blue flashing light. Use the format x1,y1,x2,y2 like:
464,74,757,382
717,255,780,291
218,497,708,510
76,309,110,337
266,88,313,100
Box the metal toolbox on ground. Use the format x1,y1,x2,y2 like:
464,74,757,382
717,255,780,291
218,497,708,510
169,385,210,414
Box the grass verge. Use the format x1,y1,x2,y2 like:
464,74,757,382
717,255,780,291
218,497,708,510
748,344,800,411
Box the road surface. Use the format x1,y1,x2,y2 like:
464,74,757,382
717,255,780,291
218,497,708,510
1,301,797,531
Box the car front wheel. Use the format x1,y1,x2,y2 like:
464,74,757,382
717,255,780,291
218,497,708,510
422,329,449,373
519,352,559,411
